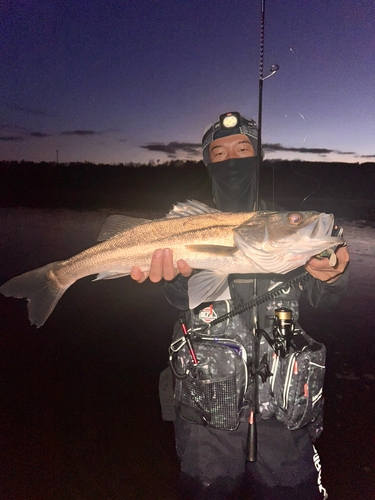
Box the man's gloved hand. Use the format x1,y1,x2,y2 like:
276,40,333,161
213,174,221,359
305,246,350,282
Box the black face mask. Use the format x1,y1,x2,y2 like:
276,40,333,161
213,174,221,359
207,157,257,212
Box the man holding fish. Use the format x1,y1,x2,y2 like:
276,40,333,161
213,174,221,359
131,112,349,500
0,111,349,499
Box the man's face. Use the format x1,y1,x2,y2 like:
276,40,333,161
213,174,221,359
209,134,255,163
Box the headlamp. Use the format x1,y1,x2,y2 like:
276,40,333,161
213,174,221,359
220,112,241,129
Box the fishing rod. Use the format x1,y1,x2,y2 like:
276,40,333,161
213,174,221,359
255,0,279,212
249,0,279,463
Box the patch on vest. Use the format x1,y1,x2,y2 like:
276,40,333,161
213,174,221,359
198,305,217,323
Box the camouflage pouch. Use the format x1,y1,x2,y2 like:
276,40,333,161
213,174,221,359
268,328,326,432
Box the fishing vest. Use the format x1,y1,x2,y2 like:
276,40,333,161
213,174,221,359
169,278,325,438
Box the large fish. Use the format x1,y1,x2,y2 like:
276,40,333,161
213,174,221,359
0,200,342,327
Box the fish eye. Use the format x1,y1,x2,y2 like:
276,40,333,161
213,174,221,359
288,213,303,225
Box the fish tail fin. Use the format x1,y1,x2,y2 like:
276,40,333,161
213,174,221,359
0,262,68,328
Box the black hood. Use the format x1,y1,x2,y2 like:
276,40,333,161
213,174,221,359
207,156,257,212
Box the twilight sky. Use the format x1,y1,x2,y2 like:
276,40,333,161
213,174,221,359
1,0,374,165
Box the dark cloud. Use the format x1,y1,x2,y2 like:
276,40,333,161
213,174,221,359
8,104,49,117
61,130,99,136
263,143,334,155
30,132,50,138
262,143,288,152
263,143,356,156
142,141,357,159
360,154,375,158
0,136,24,141
140,141,201,156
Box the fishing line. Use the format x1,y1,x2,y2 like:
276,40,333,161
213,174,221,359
289,163,321,211
282,38,321,209
298,112,308,146
284,45,309,145
286,46,320,209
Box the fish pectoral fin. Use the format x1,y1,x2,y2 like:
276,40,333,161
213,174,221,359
188,271,229,309
97,215,152,241
185,245,238,255
93,270,130,280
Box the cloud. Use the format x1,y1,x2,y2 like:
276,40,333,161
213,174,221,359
140,141,201,156
141,141,358,159
30,132,50,138
263,143,356,156
61,130,100,136
360,154,375,158
0,135,24,141
8,104,49,117
263,143,334,155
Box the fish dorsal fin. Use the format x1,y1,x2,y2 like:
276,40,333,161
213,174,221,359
97,215,152,241
185,245,238,256
165,200,220,219
188,271,229,309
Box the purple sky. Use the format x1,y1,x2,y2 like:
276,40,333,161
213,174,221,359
1,0,374,164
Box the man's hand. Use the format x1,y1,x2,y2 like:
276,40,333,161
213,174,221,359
130,248,193,283
305,246,350,282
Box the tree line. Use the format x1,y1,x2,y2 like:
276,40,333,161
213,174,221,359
0,160,373,219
